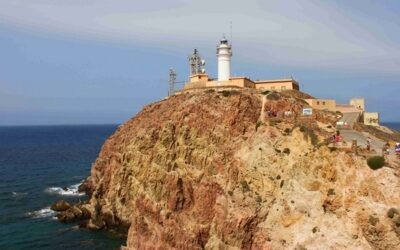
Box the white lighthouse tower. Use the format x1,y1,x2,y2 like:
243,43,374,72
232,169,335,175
216,36,232,81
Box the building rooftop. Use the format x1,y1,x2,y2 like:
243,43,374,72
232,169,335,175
254,78,297,83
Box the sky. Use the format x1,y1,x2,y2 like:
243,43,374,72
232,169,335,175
0,0,399,125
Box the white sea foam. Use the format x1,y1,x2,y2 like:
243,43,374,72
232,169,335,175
45,182,85,196
11,191,28,197
26,207,56,219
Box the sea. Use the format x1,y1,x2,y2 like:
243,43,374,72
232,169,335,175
382,122,400,132
0,122,399,249
0,125,126,250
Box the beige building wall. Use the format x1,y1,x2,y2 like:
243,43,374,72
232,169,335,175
305,99,337,111
228,77,255,88
254,79,299,91
335,104,362,113
183,74,210,90
350,98,365,110
185,76,255,90
184,75,300,92
189,74,209,83
364,112,379,126
184,81,208,90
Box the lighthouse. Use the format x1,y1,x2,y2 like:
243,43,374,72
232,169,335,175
216,36,232,81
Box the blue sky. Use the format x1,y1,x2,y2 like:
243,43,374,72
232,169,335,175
0,0,399,125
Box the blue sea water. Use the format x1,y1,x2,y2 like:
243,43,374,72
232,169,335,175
382,122,400,132
0,125,126,249
0,122,399,249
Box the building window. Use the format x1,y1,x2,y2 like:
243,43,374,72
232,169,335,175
317,101,320,105
322,101,326,105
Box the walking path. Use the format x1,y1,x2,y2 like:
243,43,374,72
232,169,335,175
340,129,385,153
337,112,361,129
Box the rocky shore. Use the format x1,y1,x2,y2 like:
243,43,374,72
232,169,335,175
52,89,400,249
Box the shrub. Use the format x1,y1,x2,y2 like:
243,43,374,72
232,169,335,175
269,120,277,126
368,215,379,226
395,217,400,227
240,180,250,192
367,156,385,170
220,90,239,97
329,147,337,152
266,92,280,100
261,90,270,95
256,120,262,131
387,208,399,219
283,148,290,155
298,125,319,146
205,89,215,93
284,128,291,135
308,130,319,146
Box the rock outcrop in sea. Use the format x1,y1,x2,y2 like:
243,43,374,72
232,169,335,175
56,89,400,249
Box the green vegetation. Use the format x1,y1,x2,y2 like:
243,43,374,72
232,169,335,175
328,147,337,152
255,120,262,131
220,90,239,97
307,129,318,146
367,156,385,170
368,215,379,226
297,124,319,146
283,128,291,135
269,120,281,127
240,180,250,192
387,208,399,219
261,90,270,95
208,166,217,175
266,92,280,100
205,89,215,93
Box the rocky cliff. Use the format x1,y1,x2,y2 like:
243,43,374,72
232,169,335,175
71,89,400,249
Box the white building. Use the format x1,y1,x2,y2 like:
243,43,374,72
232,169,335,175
216,37,232,81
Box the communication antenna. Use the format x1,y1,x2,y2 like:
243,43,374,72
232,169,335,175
230,21,233,46
168,68,176,97
188,49,206,75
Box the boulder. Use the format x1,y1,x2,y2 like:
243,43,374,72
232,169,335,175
57,210,75,222
51,200,71,212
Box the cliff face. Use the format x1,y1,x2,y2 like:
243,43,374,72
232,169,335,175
83,90,400,249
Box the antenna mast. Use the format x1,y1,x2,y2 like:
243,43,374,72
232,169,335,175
230,21,233,46
168,68,176,97
188,49,206,75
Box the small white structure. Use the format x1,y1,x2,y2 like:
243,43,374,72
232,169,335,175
216,36,232,81
302,108,313,116
364,112,379,126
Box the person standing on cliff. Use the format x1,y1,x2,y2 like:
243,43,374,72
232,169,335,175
366,137,372,151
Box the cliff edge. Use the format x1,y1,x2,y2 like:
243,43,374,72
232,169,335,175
70,89,400,249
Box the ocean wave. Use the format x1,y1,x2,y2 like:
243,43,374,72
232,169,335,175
44,182,85,196
11,191,28,197
26,207,56,219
